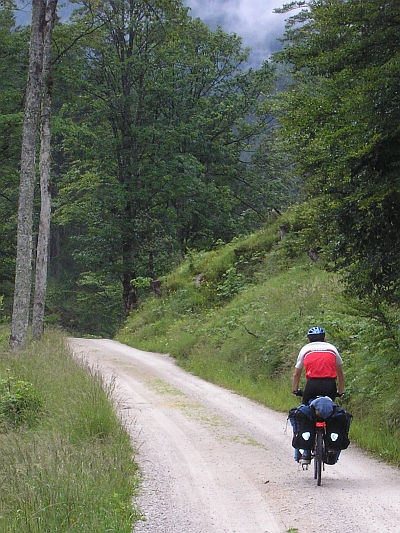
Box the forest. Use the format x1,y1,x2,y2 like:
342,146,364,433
0,0,399,343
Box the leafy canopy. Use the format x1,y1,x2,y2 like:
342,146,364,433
273,0,400,304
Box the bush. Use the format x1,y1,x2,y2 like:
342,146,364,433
0,376,43,430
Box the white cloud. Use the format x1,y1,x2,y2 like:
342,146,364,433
183,0,287,65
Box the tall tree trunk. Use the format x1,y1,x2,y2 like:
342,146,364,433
32,0,58,340
10,0,46,350
122,270,138,314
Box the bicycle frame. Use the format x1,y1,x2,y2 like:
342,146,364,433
314,420,326,486
300,419,326,486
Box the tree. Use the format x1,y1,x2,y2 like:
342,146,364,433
9,0,46,349
273,0,400,304
9,0,59,348
32,0,58,339
54,0,275,316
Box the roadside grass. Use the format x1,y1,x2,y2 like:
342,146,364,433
350,417,400,463
118,223,400,466
0,327,140,533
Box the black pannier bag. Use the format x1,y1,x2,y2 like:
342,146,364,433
310,396,353,451
325,407,353,450
288,405,315,450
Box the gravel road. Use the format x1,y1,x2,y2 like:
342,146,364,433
68,338,400,533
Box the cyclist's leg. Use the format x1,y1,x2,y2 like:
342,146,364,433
302,379,318,405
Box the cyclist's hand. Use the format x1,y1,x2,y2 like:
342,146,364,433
293,389,303,397
336,391,345,398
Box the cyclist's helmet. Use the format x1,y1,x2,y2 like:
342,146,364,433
307,326,325,336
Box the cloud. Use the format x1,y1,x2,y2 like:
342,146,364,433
183,0,287,66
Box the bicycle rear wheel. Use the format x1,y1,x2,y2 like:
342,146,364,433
314,430,324,486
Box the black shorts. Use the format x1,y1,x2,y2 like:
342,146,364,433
303,378,337,405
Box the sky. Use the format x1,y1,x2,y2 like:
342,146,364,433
182,0,288,66
14,0,288,68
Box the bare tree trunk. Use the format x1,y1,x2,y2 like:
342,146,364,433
32,0,58,340
123,270,138,314
10,0,46,350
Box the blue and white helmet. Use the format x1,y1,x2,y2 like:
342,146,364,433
307,326,325,336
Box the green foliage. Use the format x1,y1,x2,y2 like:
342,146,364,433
131,277,152,289
50,0,279,317
273,0,400,305
0,9,27,309
216,267,247,300
46,274,125,338
0,375,43,430
0,328,140,532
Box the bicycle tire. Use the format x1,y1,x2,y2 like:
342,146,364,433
314,429,324,486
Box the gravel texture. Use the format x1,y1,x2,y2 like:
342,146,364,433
68,338,400,533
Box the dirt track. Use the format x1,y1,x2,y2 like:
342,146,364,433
68,338,400,533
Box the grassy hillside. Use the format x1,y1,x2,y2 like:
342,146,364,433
117,214,400,466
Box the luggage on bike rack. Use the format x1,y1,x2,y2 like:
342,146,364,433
310,396,352,451
288,404,315,452
288,398,352,465
325,407,352,450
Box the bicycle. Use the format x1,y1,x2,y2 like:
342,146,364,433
292,390,345,486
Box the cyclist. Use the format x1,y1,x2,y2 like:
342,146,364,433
292,326,345,406
291,326,345,465
292,326,345,464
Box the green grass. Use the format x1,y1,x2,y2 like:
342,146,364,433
117,223,400,466
0,328,140,533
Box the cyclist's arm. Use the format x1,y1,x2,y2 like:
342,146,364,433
292,367,302,393
336,364,344,395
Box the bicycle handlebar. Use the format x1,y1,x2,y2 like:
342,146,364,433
292,389,344,398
